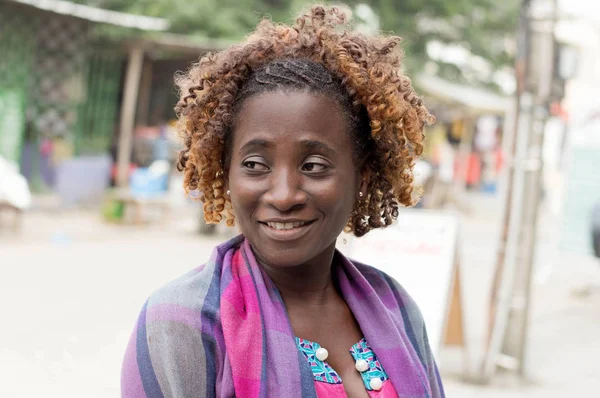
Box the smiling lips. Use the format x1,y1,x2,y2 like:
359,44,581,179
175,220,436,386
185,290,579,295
265,221,310,230
259,219,316,240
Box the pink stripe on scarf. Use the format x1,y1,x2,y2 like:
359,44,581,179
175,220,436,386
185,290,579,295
221,249,263,396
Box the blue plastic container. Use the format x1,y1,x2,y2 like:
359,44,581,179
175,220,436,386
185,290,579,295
129,167,169,198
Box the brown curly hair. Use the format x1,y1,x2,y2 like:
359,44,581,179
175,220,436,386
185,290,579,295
175,5,434,237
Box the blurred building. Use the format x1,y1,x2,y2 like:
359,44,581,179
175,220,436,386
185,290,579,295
0,0,227,209
418,75,509,209
0,0,168,195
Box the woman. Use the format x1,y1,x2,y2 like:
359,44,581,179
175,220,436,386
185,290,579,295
122,5,443,398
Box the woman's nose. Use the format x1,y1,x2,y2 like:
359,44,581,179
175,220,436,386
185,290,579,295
262,168,308,212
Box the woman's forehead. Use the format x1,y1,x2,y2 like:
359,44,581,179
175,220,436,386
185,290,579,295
232,91,352,153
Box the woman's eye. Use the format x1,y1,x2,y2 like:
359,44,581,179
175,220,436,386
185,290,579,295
302,162,328,173
242,160,268,171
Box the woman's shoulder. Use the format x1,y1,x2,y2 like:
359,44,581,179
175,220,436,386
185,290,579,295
145,235,243,314
123,259,228,398
350,260,414,296
350,259,426,326
147,264,218,311
349,259,437,372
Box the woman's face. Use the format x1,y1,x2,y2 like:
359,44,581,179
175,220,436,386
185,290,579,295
227,90,360,268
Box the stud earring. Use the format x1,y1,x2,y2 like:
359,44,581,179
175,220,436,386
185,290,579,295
358,192,364,198
226,190,231,196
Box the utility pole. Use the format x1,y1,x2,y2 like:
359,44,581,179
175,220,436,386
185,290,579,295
483,0,558,379
488,0,531,337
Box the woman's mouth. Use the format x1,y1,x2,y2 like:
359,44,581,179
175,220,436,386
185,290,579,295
259,220,316,241
265,221,311,230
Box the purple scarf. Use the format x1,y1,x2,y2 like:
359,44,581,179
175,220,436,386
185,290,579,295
121,235,444,397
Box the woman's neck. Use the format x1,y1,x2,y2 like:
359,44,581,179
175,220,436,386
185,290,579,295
257,244,339,306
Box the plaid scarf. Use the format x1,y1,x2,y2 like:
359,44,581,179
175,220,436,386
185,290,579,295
121,235,444,397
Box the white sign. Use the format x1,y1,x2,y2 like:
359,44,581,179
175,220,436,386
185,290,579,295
338,210,460,355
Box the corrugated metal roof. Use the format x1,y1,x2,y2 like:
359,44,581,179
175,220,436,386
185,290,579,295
6,0,169,31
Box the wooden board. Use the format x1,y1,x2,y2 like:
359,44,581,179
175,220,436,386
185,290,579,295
444,263,464,346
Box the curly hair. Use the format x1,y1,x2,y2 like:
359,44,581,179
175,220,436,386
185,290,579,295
175,5,434,237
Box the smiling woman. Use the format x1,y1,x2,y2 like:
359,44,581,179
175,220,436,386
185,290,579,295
121,5,443,398
229,90,358,269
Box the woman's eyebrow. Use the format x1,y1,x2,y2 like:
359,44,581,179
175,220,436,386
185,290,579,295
299,139,337,155
239,138,337,155
239,138,273,153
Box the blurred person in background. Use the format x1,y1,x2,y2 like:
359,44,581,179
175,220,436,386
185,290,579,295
121,5,443,398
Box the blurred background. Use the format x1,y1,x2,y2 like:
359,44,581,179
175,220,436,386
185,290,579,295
1,0,599,397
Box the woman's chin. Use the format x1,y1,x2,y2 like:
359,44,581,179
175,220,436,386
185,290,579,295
258,248,315,269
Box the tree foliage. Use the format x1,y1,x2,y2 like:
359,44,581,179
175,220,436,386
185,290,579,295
80,0,520,90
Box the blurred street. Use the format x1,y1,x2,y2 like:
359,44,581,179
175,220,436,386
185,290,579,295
1,192,599,397
2,0,600,397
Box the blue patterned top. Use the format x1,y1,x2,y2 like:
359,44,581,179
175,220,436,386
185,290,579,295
349,338,389,389
295,337,389,390
296,338,342,384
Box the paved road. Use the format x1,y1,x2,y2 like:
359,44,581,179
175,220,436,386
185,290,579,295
1,194,598,397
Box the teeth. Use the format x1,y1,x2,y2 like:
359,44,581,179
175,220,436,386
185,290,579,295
266,221,307,230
